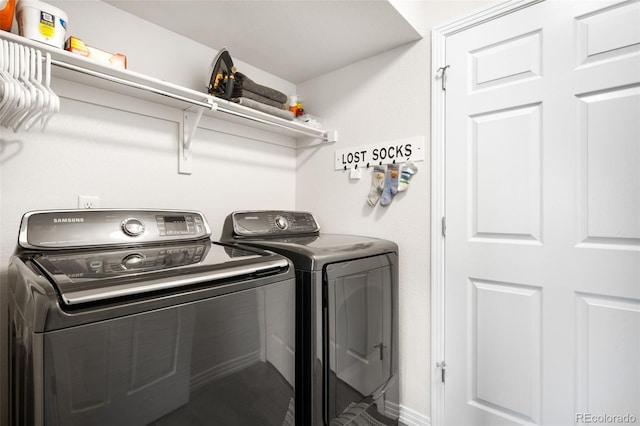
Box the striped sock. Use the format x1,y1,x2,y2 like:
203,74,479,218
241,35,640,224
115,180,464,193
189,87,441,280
398,161,418,192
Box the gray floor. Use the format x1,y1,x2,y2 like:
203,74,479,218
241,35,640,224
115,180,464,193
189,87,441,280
150,360,401,426
151,361,293,426
333,376,398,426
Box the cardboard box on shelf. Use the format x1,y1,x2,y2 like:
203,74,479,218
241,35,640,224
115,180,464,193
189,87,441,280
65,36,127,69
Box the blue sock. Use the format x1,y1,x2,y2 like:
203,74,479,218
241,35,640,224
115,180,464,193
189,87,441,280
380,164,400,206
367,165,386,206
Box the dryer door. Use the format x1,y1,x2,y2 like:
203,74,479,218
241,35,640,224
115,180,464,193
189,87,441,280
325,254,395,422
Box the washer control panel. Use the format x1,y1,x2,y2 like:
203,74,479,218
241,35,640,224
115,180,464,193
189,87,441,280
229,210,320,237
19,209,211,250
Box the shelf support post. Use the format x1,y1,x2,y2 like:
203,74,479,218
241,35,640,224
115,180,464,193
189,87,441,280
179,104,207,174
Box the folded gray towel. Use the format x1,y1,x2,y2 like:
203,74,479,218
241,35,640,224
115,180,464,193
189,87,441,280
233,72,288,104
233,97,295,121
234,89,285,109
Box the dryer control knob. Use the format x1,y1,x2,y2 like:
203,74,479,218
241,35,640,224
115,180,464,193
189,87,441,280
122,218,145,237
275,215,289,230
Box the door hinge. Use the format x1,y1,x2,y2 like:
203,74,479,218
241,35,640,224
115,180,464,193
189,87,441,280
441,217,446,237
437,361,447,383
437,65,450,91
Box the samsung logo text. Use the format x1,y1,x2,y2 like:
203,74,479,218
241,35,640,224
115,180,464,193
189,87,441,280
53,218,85,224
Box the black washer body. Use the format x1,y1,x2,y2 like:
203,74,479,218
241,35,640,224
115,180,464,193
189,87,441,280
9,209,296,426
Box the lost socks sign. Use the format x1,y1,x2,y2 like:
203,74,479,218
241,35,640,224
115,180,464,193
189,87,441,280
334,136,425,170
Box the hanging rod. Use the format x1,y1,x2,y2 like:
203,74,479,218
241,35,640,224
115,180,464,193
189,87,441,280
51,59,215,110
45,50,329,142
214,104,328,141
51,59,327,141
0,31,331,143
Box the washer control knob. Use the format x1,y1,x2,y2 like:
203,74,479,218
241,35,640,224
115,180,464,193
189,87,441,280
122,218,145,237
275,215,289,230
122,253,144,270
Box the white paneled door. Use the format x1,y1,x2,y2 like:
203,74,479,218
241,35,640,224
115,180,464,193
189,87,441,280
443,1,640,425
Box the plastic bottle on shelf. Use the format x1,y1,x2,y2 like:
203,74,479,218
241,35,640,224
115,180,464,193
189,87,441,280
289,95,304,117
0,0,15,31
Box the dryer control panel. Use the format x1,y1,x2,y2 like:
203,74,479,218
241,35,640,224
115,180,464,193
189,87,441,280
227,210,320,237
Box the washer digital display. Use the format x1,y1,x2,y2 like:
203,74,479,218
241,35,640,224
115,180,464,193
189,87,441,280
164,216,188,232
157,215,196,236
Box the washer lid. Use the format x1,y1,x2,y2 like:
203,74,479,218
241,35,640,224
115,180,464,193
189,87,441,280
28,240,289,306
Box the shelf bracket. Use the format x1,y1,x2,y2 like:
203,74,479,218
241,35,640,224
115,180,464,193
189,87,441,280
325,129,338,143
296,129,338,148
179,104,208,174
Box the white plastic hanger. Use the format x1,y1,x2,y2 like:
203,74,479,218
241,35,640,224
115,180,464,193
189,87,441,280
0,40,18,124
40,51,59,130
10,45,36,130
0,40,14,121
0,40,59,130
4,43,29,128
15,47,46,131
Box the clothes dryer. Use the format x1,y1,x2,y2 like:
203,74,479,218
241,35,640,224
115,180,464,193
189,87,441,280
221,210,399,426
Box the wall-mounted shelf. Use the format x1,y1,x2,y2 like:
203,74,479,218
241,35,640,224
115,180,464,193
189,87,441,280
0,31,335,173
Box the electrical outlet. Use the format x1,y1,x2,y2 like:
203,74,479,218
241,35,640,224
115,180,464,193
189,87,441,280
78,195,100,209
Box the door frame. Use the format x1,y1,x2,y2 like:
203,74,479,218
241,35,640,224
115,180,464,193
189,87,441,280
430,1,544,424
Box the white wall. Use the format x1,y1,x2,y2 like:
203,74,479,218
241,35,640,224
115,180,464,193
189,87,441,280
0,2,297,424
51,0,296,95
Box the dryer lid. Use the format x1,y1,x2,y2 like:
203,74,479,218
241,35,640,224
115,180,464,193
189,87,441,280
230,234,398,271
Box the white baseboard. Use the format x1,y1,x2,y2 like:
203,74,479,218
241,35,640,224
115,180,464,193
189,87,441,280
399,405,431,426
384,400,400,419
